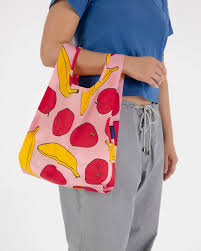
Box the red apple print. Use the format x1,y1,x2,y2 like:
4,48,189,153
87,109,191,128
112,92,120,116
103,190,112,194
85,159,108,185
96,88,117,114
38,87,56,115
107,163,116,188
105,118,111,142
70,122,98,147
40,165,67,185
52,108,74,136
73,186,98,192
113,121,119,146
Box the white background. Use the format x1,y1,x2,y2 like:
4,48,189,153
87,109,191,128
0,0,200,250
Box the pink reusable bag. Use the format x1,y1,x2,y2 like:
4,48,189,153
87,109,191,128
18,43,125,194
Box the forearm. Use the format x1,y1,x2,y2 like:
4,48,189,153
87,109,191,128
74,50,130,76
41,0,166,87
42,41,129,76
44,43,109,76
72,47,109,76
158,69,174,144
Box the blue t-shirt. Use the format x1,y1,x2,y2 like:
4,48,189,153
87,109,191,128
49,0,174,103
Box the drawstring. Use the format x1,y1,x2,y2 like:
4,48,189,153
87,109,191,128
138,104,160,155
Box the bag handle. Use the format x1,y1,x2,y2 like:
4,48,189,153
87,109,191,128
98,53,125,88
71,46,81,75
70,45,81,85
62,43,125,87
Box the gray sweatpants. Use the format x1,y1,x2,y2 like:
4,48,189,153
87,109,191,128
58,99,165,251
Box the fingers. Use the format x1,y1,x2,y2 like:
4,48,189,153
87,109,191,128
129,56,167,88
154,63,166,83
163,156,178,181
151,72,162,85
155,65,164,77
146,77,158,88
155,67,166,82
156,61,167,75
163,167,174,181
149,59,166,87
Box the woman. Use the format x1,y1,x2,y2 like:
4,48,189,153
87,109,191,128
40,0,178,250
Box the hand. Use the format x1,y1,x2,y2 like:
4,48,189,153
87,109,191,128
123,55,167,88
163,141,178,181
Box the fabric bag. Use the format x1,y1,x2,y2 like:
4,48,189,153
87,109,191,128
18,42,125,194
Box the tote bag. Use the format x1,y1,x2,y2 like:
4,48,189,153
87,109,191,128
18,42,125,194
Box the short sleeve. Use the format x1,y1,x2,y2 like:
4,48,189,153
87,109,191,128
49,0,90,19
168,18,173,36
163,0,174,36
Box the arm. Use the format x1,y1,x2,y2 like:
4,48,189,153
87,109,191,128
158,55,178,181
40,0,108,75
40,0,166,88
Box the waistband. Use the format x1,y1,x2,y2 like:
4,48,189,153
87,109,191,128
121,99,160,156
121,99,158,108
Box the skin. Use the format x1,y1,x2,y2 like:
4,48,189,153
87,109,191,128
158,57,178,181
40,0,178,181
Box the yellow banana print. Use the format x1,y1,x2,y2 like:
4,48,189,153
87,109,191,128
19,126,39,178
37,143,80,178
80,53,119,115
105,140,115,164
57,46,79,98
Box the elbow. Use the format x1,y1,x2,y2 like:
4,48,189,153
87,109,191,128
40,40,73,67
40,57,50,67
40,44,56,67
40,47,52,67
40,56,49,67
